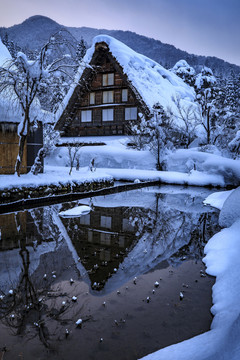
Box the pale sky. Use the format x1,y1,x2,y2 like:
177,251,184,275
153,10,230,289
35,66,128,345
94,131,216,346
0,0,239,65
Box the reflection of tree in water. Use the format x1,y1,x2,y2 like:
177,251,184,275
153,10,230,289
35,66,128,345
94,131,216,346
0,241,71,349
0,207,80,350
126,193,219,263
169,212,220,265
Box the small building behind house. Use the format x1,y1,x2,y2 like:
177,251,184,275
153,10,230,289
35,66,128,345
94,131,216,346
0,38,51,175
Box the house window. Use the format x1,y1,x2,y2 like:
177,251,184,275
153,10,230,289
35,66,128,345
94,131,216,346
103,90,114,103
103,73,114,86
102,108,114,122
89,92,95,105
125,107,137,120
80,214,91,225
100,232,111,245
100,215,112,229
122,89,128,102
81,110,92,122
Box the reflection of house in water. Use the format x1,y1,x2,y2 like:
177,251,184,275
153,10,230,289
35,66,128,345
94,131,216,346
61,205,137,290
0,209,55,250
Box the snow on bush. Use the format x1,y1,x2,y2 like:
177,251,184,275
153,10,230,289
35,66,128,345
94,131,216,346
167,148,240,186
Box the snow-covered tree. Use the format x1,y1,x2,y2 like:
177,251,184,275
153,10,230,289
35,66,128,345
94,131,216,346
31,124,60,175
131,104,174,170
168,95,199,148
76,37,87,62
67,144,82,175
194,66,218,144
0,33,77,176
171,60,195,86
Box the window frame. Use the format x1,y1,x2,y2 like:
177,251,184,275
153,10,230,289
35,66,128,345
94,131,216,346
81,109,92,123
102,73,114,86
102,108,114,122
122,89,128,102
125,107,138,121
89,92,95,105
103,90,114,104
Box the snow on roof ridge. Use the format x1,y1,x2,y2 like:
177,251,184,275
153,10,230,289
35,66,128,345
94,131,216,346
55,34,196,126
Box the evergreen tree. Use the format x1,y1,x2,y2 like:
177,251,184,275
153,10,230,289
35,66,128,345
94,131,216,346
171,60,196,86
76,38,87,62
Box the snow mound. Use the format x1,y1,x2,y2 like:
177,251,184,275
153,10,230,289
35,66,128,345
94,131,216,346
219,187,240,227
59,205,92,218
167,148,240,186
203,190,233,210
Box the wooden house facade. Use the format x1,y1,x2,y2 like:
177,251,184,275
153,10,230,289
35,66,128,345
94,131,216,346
55,35,195,139
55,41,150,137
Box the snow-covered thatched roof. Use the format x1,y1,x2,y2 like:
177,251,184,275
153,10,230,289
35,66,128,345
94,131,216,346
55,35,195,126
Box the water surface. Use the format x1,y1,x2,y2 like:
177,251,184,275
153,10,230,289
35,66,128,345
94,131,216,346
0,186,219,360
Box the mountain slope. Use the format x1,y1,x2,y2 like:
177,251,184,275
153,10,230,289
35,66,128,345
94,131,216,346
67,27,240,76
0,15,239,77
0,15,77,51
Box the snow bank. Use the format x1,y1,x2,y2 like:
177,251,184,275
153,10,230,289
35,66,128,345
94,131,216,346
47,137,156,170
0,166,113,192
219,187,240,228
167,148,240,186
203,190,233,210
104,168,225,187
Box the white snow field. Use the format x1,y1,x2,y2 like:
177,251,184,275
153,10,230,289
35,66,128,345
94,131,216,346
2,138,240,191
140,188,240,360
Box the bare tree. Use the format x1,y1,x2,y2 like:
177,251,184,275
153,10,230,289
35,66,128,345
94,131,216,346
0,32,77,176
68,144,82,175
168,95,199,148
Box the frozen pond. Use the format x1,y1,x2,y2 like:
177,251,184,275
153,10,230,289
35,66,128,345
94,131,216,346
0,186,220,360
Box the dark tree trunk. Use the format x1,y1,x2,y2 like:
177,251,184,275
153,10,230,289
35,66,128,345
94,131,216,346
15,134,27,177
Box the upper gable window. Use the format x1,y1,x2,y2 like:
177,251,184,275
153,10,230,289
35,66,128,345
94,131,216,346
103,91,114,104
125,107,138,120
103,73,114,86
89,92,95,105
122,89,128,102
81,110,92,122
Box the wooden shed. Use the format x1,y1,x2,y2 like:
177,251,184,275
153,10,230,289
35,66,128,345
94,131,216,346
0,38,44,175
0,121,43,175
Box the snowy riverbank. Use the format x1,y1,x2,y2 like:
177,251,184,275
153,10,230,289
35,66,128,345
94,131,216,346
140,188,240,360
0,166,225,198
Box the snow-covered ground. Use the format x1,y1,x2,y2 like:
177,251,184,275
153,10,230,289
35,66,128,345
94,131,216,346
0,166,113,192
2,136,240,192
140,187,240,360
